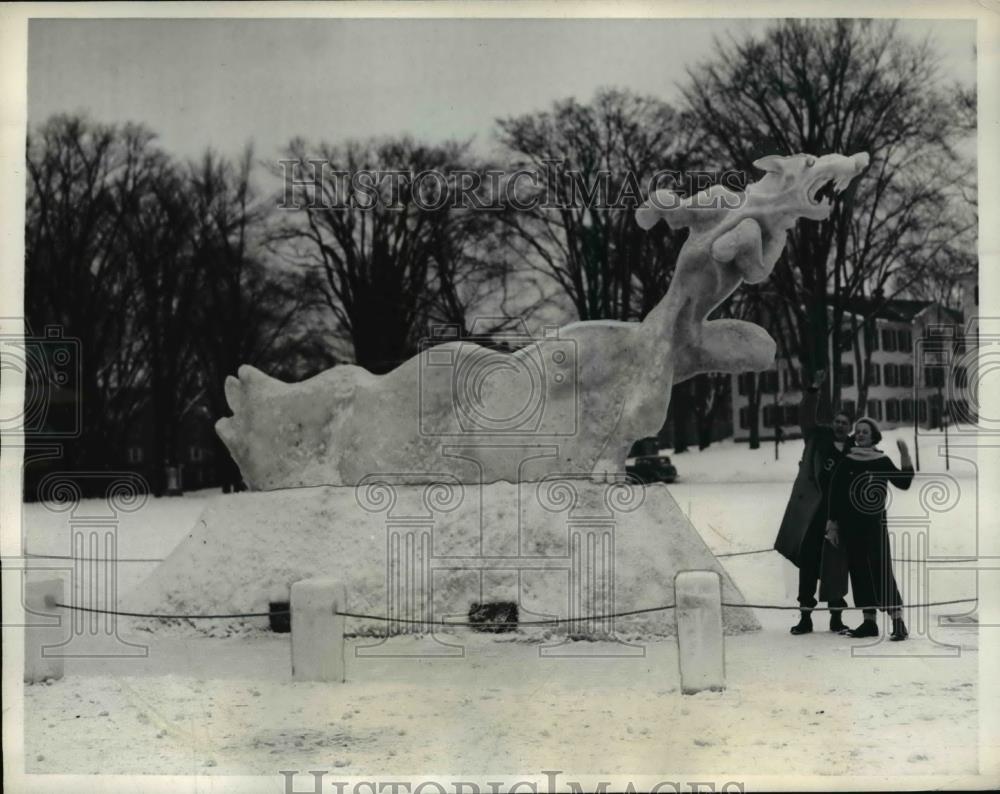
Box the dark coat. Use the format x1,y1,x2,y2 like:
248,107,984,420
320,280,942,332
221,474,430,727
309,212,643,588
828,451,914,609
773,390,849,600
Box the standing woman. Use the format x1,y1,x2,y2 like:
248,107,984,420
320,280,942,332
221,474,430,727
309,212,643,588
824,418,915,640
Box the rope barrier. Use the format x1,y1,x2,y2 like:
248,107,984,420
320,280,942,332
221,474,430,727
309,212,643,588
338,604,677,626
26,552,165,563
53,603,280,619
53,602,674,624
714,547,978,564
53,597,976,622
716,548,773,558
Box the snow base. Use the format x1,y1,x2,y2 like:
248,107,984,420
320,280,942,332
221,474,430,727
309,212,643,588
130,481,760,637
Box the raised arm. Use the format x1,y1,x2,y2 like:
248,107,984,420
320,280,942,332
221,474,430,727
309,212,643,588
887,439,916,490
800,368,827,438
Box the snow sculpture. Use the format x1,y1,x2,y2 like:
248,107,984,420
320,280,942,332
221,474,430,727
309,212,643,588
217,153,869,489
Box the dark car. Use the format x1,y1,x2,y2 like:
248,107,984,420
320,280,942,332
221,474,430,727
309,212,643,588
625,437,678,484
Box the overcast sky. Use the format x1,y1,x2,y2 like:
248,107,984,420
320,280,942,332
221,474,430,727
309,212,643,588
27,17,976,164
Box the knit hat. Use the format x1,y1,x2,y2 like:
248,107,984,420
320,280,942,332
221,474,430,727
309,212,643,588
853,416,883,445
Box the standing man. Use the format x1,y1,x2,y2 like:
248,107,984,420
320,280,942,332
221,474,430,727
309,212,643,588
774,369,852,634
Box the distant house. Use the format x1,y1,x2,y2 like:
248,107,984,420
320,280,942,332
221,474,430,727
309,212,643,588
22,381,226,498
120,396,224,493
731,292,977,442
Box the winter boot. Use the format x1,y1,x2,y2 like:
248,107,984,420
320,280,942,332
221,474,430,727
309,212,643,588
890,617,909,641
845,620,879,638
790,611,813,635
829,610,847,633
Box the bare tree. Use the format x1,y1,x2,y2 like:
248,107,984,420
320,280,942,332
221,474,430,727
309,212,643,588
25,115,338,494
119,150,206,494
496,88,693,323
25,115,162,481
842,162,976,415
275,137,507,373
496,89,712,452
185,148,318,486
188,149,314,379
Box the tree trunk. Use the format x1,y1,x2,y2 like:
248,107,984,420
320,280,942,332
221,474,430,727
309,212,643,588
693,374,714,450
747,374,761,450
853,313,873,418
671,381,690,454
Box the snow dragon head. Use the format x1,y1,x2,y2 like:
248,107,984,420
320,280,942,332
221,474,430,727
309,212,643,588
746,151,870,221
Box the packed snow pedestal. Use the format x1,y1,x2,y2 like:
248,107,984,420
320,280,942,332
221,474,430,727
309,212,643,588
131,480,760,638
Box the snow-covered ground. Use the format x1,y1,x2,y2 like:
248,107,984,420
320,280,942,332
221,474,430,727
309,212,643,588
13,427,986,780
21,627,980,776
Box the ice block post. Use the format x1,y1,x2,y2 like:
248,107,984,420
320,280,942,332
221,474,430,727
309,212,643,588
24,578,65,683
291,578,346,682
675,570,725,694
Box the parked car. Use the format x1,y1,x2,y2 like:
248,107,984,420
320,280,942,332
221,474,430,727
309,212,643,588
625,437,678,484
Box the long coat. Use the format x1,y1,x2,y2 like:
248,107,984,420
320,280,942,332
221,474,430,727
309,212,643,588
773,390,849,601
828,451,914,609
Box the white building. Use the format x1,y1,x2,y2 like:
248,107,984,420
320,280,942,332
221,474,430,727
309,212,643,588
731,297,971,441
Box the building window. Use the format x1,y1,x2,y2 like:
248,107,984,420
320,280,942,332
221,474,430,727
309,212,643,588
882,329,897,352
737,373,751,396
918,400,927,423
783,405,799,425
899,365,913,388
869,329,880,352
927,394,941,424
127,446,144,464
884,363,898,387
924,367,945,388
739,406,750,430
840,400,856,419
898,330,912,352
840,364,854,387
866,364,881,386
954,366,968,388
901,399,913,422
886,399,900,422
762,404,776,427
869,399,883,422
189,446,204,462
